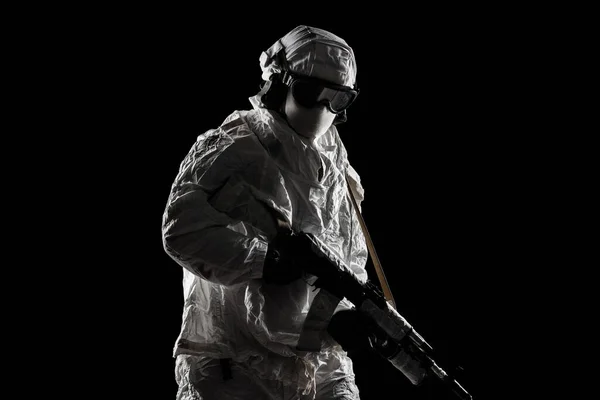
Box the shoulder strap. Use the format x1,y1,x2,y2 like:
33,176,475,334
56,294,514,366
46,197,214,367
345,174,397,310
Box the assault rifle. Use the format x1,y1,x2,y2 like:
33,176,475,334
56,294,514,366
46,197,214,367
299,231,473,400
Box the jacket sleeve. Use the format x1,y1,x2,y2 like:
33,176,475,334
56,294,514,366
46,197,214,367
161,129,268,286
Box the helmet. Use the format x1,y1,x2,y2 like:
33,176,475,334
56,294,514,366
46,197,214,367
259,25,358,88
252,25,359,124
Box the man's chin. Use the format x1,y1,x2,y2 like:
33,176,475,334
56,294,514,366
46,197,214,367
296,126,328,140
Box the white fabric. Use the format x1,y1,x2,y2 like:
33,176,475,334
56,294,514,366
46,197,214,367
162,100,368,397
175,354,360,400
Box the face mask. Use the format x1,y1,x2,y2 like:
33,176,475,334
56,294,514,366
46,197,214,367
283,89,336,140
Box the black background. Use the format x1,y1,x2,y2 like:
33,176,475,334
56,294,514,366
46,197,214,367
64,8,541,400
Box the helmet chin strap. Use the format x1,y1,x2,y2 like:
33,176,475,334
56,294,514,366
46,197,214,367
257,78,274,101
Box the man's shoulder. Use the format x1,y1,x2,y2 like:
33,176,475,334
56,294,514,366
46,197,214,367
219,110,250,132
215,109,263,141
194,110,253,142
191,109,267,158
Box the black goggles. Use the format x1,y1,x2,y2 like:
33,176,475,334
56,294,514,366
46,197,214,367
282,72,359,114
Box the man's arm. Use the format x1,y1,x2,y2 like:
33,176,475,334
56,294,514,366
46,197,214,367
162,130,268,286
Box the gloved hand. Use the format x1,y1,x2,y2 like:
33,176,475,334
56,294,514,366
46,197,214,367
329,309,430,386
261,216,348,286
262,230,306,285
327,309,375,355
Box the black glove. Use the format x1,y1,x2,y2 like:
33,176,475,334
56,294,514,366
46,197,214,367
327,309,375,355
262,230,306,285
